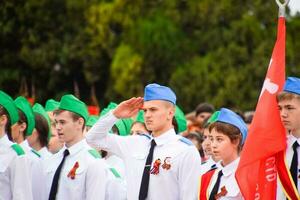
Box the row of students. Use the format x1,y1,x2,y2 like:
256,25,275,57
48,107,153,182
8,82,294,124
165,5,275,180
1,76,299,199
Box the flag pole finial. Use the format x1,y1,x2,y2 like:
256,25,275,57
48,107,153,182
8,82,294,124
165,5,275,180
276,0,290,17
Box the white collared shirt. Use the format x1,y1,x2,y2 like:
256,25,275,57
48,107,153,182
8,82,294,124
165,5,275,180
200,157,217,175
44,139,109,200
277,134,300,199
207,158,244,200
0,135,33,200
38,146,52,159
86,111,202,200
20,140,46,200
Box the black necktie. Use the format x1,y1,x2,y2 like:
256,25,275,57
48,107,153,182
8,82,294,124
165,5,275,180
209,170,223,200
138,139,156,200
49,149,70,200
290,141,299,189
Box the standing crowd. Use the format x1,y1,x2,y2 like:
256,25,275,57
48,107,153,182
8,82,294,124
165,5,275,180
0,77,300,200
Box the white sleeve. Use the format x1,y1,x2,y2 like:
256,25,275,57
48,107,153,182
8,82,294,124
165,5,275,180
31,157,46,200
178,146,202,200
85,160,107,200
85,111,136,159
10,155,33,200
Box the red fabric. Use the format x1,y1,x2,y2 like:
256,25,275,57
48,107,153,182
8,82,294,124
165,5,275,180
87,105,100,115
199,169,216,200
236,17,298,200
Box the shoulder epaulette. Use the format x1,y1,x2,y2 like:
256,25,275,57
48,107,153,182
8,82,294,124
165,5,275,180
88,149,101,159
139,133,151,140
179,137,193,146
110,167,121,178
11,144,25,156
31,149,41,158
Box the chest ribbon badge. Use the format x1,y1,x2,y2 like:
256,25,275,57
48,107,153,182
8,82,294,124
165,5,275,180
68,161,79,179
162,157,171,170
150,159,161,175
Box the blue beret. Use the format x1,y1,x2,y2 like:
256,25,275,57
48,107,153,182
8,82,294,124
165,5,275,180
144,83,176,105
216,108,248,144
283,77,300,95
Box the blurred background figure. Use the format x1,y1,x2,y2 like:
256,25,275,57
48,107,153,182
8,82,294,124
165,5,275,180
45,99,63,154
244,111,254,129
28,103,52,159
195,102,215,132
130,110,150,135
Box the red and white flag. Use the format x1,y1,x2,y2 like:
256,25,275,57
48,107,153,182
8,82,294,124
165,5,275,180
235,17,299,200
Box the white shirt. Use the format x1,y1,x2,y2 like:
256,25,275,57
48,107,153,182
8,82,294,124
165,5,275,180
20,140,46,200
200,157,217,175
207,158,244,200
38,147,52,159
277,135,300,199
105,153,126,180
44,139,108,200
86,111,202,200
0,135,33,200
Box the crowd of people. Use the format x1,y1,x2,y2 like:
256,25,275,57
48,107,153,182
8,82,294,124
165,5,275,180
0,77,299,200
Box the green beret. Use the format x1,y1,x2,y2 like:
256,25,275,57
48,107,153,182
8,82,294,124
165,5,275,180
207,111,220,125
14,96,35,136
45,99,59,112
136,110,145,123
86,115,99,127
0,91,19,125
100,102,132,136
122,118,133,135
100,102,118,117
59,94,88,121
33,103,51,141
115,120,126,136
175,105,187,133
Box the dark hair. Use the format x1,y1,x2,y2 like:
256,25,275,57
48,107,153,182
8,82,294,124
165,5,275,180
209,122,243,152
172,117,178,133
53,110,86,131
0,106,12,137
34,113,49,147
17,109,28,138
195,103,215,117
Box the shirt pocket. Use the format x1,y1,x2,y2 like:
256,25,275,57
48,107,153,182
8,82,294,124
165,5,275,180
63,163,86,199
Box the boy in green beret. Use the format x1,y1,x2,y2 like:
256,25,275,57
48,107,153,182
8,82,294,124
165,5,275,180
11,96,46,200
0,91,33,200
45,94,112,200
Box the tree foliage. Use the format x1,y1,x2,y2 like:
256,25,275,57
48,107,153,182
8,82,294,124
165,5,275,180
1,0,300,111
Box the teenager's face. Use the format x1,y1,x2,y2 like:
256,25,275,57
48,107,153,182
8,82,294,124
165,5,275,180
143,100,174,135
210,128,238,166
54,111,83,147
278,98,300,133
202,128,212,156
131,122,149,135
196,112,211,126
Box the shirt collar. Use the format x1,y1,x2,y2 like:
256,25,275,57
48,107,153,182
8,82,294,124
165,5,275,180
0,134,13,147
64,139,87,156
216,157,240,177
20,139,29,148
152,128,176,146
287,134,300,148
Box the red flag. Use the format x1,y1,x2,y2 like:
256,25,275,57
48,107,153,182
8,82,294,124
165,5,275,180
236,17,299,200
